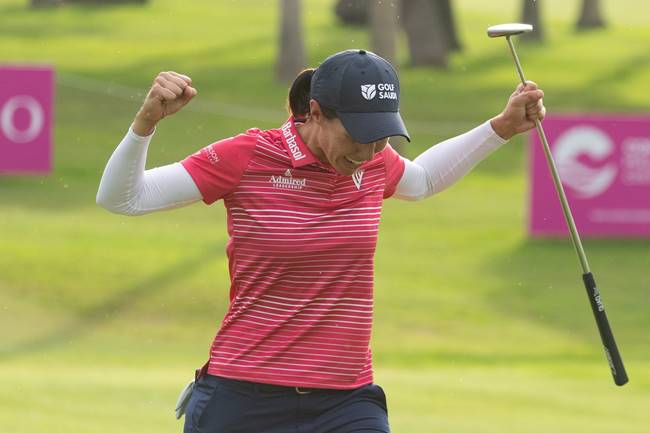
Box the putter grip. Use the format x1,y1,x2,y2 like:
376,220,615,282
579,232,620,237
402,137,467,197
582,272,628,386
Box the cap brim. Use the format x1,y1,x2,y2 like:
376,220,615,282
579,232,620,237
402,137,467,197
338,111,411,144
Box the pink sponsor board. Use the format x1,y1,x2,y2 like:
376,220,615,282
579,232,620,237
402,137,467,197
0,65,54,174
529,114,650,237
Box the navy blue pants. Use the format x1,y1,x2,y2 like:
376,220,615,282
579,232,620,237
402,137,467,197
183,374,390,433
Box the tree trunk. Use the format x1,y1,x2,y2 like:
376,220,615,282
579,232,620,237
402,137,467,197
369,0,399,67
30,0,63,7
276,0,305,83
437,0,462,52
335,0,369,25
521,0,544,41
576,0,606,30
402,0,447,67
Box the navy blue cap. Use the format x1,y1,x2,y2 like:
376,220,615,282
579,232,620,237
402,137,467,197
311,49,410,144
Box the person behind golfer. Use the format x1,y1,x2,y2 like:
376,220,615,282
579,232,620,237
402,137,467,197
97,49,544,433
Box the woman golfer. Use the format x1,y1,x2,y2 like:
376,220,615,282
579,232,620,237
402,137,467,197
97,49,545,433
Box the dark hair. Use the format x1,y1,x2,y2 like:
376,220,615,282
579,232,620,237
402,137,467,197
288,68,337,120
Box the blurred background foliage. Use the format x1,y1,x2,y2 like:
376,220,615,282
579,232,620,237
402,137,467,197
1,1,649,432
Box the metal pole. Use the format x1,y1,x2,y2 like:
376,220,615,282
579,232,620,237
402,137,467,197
505,36,591,274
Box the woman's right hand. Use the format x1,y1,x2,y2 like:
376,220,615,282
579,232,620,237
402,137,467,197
132,71,197,136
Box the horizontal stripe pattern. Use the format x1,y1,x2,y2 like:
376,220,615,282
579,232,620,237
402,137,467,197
202,124,390,389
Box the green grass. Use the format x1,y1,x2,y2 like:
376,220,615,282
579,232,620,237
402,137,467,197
1,0,649,432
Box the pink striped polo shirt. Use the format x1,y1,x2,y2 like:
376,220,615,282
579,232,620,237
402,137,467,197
181,117,405,389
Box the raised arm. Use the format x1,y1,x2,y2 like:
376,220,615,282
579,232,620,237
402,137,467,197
394,81,545,201
96,72,203,215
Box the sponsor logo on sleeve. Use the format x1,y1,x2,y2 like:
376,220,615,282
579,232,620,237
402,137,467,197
201,146,220,166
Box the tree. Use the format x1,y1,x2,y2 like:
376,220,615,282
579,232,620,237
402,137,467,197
521,0,544,41
402,0,448,67
369,0,399,66
576,0,606,30
369,0,404,152
438,0,462,52
276,0,305,83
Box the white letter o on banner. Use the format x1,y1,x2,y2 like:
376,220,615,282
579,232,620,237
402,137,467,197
1,95,45,144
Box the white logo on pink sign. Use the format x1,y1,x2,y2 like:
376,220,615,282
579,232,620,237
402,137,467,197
554,126,618,199
0,66,53,174
529,115,650,237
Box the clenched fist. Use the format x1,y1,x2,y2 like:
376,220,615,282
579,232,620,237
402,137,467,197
490,81,546,140
132,71,198,136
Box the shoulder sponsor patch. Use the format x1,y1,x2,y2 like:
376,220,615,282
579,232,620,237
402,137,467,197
201,146,220,166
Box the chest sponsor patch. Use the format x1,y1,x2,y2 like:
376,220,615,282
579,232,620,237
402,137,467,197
269,169,307,190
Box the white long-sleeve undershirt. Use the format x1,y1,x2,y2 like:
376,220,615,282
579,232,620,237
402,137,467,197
96,122,507,215
394,121,507,200
96,128,202,215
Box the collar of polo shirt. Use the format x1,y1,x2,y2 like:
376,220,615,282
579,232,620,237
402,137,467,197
279,117,322,168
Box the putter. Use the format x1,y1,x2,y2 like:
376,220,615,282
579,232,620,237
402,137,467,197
487,23,629,386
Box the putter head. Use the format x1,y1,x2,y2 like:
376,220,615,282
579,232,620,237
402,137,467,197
487,23,533,38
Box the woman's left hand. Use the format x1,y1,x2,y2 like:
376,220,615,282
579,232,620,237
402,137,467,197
490,81,546,140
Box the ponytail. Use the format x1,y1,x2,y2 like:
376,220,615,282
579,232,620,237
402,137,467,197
287,68,337,120
288,68,315,120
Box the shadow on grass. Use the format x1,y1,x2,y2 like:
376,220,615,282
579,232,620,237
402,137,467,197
482,237,650,351
559,53,650,111
0,243,221,361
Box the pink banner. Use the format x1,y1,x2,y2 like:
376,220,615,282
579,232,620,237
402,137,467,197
529,114,650,237
0,65,54,174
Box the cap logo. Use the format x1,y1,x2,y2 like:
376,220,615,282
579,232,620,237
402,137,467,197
361,84,376,100
361,83,397,101
377,83,398,100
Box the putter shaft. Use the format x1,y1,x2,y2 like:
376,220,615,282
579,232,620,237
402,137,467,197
505,36,590,274
503,35,628,386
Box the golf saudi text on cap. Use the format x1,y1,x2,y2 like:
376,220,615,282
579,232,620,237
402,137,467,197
310,49,411,144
